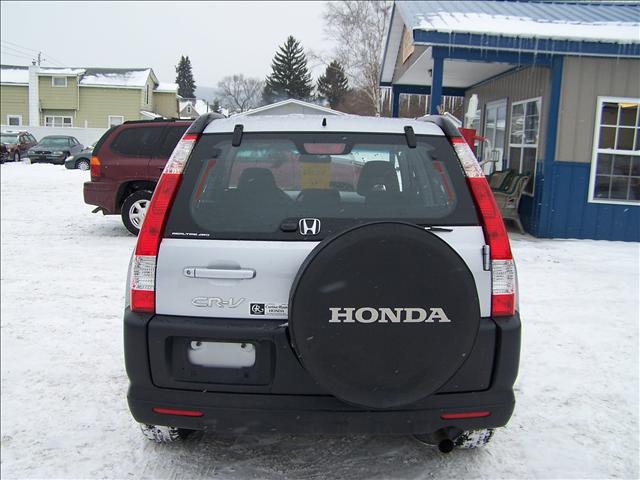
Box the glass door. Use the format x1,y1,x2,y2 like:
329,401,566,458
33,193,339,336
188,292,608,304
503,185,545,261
482,99,507,175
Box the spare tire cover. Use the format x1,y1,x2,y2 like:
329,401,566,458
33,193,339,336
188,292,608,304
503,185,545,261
289,222,480,409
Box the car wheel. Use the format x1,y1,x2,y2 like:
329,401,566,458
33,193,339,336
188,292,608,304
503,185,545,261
140,424,194,443
121,190,153,235
13,151,20,162
76,159,90,171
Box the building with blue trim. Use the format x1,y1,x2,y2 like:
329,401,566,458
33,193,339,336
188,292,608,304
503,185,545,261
380,1,640,241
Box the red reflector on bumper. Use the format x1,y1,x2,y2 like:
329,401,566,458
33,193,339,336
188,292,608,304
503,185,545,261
440,411,491,420
152,407,204,417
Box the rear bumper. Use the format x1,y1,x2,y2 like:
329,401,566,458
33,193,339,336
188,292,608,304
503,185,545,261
125,309,521,434
83,180,116,213
29,155,66,164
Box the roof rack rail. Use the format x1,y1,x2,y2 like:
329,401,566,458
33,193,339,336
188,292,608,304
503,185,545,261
415,114,461,139
187,112,226,135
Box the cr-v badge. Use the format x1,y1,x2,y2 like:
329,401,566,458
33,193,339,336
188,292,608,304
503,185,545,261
299,218,321,235
192,297,245,308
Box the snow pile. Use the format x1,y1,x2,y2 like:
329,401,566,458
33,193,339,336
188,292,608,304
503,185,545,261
1,163,638,478
80,69,151,87
0,67,28,84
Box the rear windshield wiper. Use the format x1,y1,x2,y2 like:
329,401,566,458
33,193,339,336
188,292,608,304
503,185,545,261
423,226,453,232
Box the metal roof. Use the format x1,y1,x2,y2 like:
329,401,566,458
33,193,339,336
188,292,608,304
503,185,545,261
397,1,640,43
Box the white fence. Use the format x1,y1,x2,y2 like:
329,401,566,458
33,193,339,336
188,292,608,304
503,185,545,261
1,125,108,147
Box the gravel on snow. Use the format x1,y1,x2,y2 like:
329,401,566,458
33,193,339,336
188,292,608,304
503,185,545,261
1,163,638,479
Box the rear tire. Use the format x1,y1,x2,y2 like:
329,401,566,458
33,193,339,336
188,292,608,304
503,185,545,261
76,159,90,171
121,190,152,235
140,424,194,443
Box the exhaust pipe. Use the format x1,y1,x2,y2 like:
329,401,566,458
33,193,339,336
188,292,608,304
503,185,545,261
414,428,459,453
438,438,455,453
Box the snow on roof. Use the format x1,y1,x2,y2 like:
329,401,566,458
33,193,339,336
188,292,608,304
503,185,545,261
79,68,152,87
38,67,85,76
179,98,210,115
155,82,178,93
0,65,175,90
0,65,28,84
238,99,345,117
140,110,163,119
397,1,640,44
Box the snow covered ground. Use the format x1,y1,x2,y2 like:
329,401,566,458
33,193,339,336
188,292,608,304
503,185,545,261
1,163,638,479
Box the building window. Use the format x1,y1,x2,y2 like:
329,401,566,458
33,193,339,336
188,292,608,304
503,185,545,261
508,97,541,196
108,115,124,127
52,77,67,87
145,84,149,105
186,105,192,114
7,115,22,126
44,116,73,127
589,97,640,204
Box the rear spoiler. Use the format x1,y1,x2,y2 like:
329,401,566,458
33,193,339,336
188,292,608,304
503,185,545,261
415,115,462,139
187,113,226,135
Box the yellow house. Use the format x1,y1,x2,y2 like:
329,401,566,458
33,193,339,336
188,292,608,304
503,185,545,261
0,64,179,128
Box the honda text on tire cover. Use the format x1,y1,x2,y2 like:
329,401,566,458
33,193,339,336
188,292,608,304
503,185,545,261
123,113,521,452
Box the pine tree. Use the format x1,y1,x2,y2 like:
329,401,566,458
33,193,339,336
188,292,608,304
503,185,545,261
175,55,196,98
317,60,349,109
263,36,313,103
212,99,221,113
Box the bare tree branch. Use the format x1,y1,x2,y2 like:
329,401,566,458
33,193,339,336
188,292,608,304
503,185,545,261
216,74,264,113
322,1,392,115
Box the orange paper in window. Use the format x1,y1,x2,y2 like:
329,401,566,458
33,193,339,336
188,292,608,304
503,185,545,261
300,163,331,189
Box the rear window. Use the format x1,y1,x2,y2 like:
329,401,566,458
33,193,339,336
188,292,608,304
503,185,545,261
111,126,163,157
166,133,478,240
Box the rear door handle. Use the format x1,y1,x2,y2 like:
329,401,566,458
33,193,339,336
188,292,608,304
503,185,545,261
184,267,255,280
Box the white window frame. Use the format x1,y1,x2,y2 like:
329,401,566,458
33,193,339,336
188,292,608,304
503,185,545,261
44,116,73,128
7,115,22,126
588,96,640,206
51,76,67,87
508,96,542,197
108,115,125,127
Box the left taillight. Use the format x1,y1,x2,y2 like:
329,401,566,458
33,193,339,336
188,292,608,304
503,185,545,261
450,136,516,317
130,133,199,313
90,156,101,179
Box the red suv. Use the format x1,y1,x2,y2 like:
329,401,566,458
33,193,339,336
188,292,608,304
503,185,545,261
83,119,192,234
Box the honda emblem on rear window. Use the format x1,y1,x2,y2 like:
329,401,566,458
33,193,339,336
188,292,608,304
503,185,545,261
299,218,321,236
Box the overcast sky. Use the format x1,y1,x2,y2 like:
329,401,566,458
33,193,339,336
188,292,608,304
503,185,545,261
0,1,332,91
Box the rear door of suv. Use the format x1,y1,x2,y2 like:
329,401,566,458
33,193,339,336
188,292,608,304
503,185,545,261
155,131,491,321
105,124,163,181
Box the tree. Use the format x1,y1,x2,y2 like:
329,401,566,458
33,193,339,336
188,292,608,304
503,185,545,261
322,1,392,115
317,60,349,109
175,55,196,98
217,74,263,113
211,99,221,114
263,36,314,103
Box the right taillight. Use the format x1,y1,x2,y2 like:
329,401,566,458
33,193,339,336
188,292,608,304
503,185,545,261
130,132,199,313
451,136,516,317
90,155,101,179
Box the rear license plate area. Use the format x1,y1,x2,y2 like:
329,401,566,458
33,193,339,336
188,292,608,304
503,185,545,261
167,336,272,386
